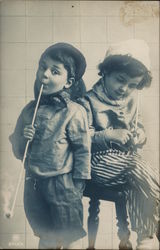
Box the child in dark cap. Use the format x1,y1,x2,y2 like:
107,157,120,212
10,43,91,249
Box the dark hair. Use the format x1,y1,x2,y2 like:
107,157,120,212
40,49,76,81
69,79,86,100
98,55,152,89
38,48,86,100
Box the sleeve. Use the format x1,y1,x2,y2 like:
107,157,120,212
9,102,34,160
77,97,110,150
77,97,94,128
67,105,91,180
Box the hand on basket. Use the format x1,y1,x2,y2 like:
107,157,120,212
105,128,133,145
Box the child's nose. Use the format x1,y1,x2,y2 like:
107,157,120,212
43,68,50,78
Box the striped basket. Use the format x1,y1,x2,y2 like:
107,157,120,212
91,149,160,237
91,149,159,193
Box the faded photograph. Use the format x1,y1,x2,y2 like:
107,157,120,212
0,1,159,249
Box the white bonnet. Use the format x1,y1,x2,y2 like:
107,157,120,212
105,39,151,70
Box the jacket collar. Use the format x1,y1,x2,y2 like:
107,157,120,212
39,89,71,108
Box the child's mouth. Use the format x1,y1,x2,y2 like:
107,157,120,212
41,81,48,85
40,83,49,91
42,84,48,88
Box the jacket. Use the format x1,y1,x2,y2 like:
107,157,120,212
10,91,91,179
78,79,146,152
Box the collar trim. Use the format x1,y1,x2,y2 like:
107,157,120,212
39,90,71,107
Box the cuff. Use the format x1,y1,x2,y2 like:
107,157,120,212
92,130,110,148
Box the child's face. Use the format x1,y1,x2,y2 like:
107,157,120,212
103,71,143,100
36,56,71,95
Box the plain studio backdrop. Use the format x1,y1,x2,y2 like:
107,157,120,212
0,0,159,249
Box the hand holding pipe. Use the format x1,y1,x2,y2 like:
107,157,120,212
5,84,44,219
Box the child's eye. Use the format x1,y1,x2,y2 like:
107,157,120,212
129,83,138,89
51,69,60,75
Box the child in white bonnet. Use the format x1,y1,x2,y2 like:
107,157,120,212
78,39,159,250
